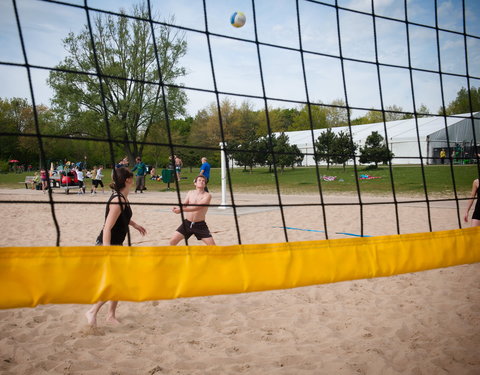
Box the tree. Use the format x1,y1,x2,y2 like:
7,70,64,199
290,99,349,130
0,97,65,167
187,108,218,163
352,105,407,125
291,104,328,131
332,130,357,170
290,144,304,168
48,4,187,165
254,133,302,172
231,101,261,141
441,86,480,115
275,133,303,172
254,136,271,170
416,104,430,117
265,107,299,133
325,99,349,127
314,128,336,169
181,148,202,172
359,131,394,168
0,98,29,162
190,99,250,146
229,138,258,173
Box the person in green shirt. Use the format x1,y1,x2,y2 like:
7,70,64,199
132,156,147,193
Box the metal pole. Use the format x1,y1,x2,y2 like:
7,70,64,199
219,142,227,209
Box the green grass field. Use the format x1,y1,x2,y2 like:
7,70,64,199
2,164,478,196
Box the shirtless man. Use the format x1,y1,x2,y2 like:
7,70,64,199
169,175,216,245
175,155,183,181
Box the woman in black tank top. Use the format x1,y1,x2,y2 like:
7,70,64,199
86,167,147,327
96,192,133,245
464,178,480,227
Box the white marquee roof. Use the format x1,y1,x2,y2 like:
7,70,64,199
278,113,479,146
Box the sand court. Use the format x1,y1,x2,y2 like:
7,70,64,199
0,188,479,374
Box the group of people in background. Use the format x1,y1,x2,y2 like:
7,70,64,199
439,144,480,165
57,164,105,195
32,162,105,194
33,154,212,196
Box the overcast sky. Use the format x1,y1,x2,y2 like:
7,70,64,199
1,0,479,119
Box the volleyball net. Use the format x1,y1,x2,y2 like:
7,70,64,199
0,0,479,308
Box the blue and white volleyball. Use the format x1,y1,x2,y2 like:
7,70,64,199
230,11,246,28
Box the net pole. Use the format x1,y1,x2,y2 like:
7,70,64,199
219,142,228,209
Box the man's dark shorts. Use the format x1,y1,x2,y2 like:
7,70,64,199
176,219,212,240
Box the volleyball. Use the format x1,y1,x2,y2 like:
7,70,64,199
230,11,246,28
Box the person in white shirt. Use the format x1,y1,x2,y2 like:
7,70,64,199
76,166,86,194
91,165,105,194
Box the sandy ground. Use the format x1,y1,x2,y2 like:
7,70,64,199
0,187,479,374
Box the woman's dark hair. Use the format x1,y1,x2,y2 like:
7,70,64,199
110,167,133,190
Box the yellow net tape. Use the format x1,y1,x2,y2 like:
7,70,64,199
1,227,479,309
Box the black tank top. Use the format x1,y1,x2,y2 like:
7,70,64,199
474,186,480,214
97,193,132,245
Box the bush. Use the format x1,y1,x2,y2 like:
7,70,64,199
0,161,9,173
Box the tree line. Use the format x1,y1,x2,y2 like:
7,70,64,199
227,128,393,172
1,86,477,172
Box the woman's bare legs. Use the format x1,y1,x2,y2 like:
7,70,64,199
85,301,119,326
106,301,120,324
85,301,107,327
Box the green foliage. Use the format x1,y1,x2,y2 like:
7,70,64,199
170,117,193,139
332,130,357,169
0,97,69,168
0,98,28,162
441,86,480,115
228,138,258,172
48,4,187,165
274,133,304,171
326,99,350,126
359,131,394,167
0,161,9,173
314,129,358,170
350,105,427,125
267,108,299,132
416,104,431,117
181,149,202,172
289,100,349,131
0,69,474,171
314,128,336,169
233,133,303,172
291,104,327,131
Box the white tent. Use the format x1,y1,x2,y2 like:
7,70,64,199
277,112,480,165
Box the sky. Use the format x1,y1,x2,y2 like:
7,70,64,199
0,0,479,119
